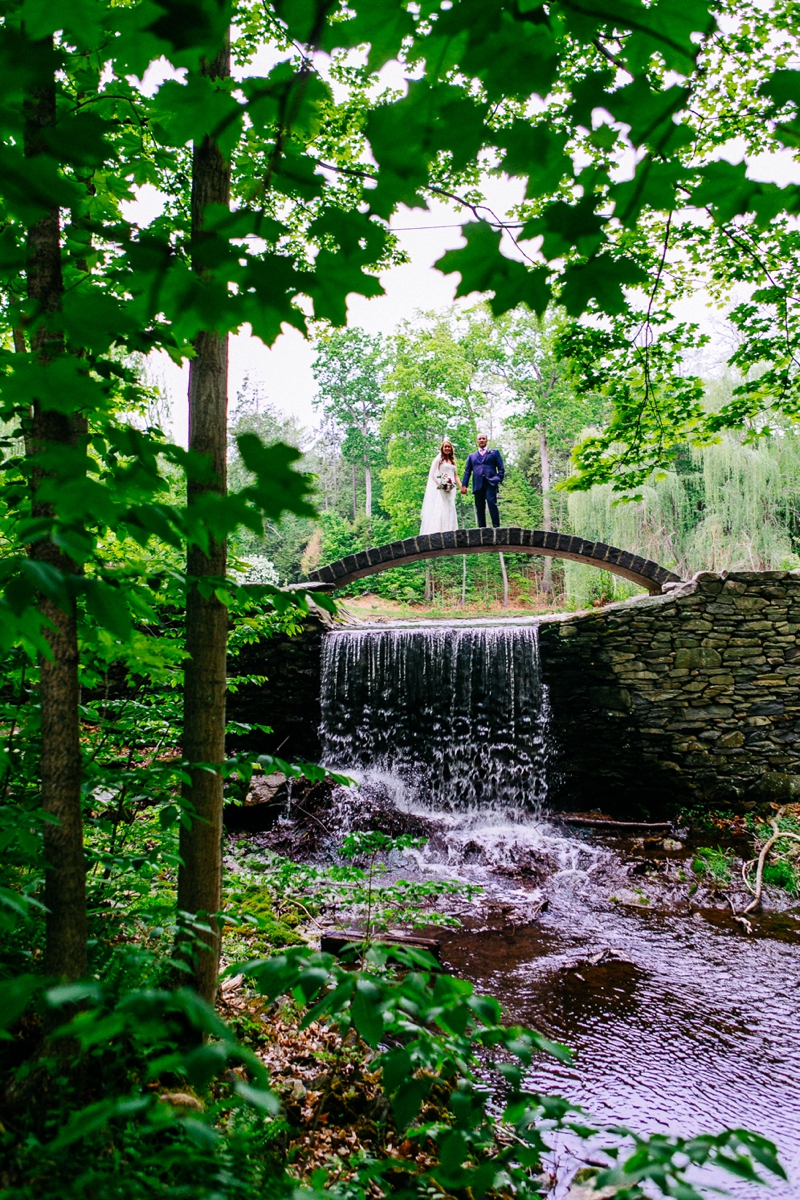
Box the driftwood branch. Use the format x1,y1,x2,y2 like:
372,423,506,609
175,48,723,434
742,815,800,914
559,816,672,831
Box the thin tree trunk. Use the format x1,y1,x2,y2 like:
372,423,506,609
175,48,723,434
499,552,509,609
351,462,357,520
364,459,372,518
539,425,553,596
25,48,87,983
177,38,231,1004
424,563,432,603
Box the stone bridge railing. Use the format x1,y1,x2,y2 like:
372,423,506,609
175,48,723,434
308,527,682,596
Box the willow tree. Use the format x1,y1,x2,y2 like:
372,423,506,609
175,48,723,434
565,427,800,606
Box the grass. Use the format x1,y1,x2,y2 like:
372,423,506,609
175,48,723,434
762,860,800,896
691,846,734,885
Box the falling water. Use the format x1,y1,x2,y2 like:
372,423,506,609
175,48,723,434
320,618,548,809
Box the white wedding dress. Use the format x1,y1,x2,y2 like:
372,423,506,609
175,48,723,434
419,455,459,535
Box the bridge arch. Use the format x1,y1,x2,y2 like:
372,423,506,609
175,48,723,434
307,527,682,596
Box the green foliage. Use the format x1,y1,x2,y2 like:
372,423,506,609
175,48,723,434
563,416,800,606
313,328,389,520
692,846,735,885
0,1,797,1194
227,833,475,934
762,859,800,896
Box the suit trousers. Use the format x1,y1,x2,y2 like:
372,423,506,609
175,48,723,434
474,482,500,528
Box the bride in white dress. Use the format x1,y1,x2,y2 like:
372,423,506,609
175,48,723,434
420,440,459,535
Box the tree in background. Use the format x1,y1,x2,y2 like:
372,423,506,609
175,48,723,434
498,309,607,591
313,328,388,521
565,414,800,607
381,310,502,538
229,380,318,583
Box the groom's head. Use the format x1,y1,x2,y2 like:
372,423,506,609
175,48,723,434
476,432,488,450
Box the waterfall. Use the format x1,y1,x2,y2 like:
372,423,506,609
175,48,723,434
319,619,548,809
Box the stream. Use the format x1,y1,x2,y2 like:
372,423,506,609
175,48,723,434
293,618,800,1194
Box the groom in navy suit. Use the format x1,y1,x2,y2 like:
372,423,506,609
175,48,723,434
461,432,505,528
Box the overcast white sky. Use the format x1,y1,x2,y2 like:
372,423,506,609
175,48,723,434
127,136,800,449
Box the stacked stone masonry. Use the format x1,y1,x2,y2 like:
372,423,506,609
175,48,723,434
538,570,800,815
308,527,681,595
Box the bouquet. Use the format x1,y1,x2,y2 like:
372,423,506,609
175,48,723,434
436,472,455,492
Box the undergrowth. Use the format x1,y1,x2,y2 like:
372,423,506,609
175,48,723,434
691,846,734,885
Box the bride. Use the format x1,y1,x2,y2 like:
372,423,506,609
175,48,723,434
420,440,459,535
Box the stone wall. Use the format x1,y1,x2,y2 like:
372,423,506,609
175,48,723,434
226,613,326,762
538,570,800,817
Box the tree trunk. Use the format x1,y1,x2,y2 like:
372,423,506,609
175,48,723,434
539,425,553,596
177,39,231,1004
25,50,87,983
351,462,357,520
498,552,509,609
364,459,372,519
424,563,432,603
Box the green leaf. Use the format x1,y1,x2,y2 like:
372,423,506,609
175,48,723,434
495,121,569,197
391,1077,431,1129
322,0,415,70
236,435,317,521
81,579,134,641
151,75,244,155
47,1097,151,1152
0,975,41,1033
759,69,800,107
522,195,605,260
380,1047,412,1091
560,255,649,316
183,1042,229,1090
351,978,384,1048
434,222,550,316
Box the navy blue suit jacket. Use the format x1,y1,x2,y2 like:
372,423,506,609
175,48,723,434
462,448,505,494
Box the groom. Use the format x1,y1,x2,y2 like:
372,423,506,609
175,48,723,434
461,432,505,528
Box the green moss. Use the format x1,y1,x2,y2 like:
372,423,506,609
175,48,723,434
225,884,307,954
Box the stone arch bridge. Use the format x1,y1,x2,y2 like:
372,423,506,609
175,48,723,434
307,527,682,595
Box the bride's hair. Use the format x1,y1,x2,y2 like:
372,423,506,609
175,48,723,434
439,440,455,464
